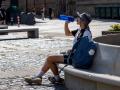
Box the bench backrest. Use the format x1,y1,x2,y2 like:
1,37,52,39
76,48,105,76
91,43,120,76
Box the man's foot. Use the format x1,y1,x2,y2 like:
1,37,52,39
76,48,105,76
24,76,42,85
48,76,64,85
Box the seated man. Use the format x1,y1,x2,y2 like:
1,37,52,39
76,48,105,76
24,12,92,85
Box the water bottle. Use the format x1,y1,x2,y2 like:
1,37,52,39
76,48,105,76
59,15,74,22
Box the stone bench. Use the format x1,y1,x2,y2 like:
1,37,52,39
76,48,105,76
0,25,8,35
0,25,8,29
0,28,39,38
59,34,120,90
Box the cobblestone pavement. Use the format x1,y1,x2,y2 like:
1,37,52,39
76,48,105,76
0,31,71,90
0,34,71,90
0,76,66,90
0,18,120,90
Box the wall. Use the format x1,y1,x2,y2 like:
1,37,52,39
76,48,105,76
3,0,120,17
76,0,120,17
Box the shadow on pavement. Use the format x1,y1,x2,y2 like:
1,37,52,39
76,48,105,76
40,84,67,90
26,83,67,90
36,21,47,23
0,37,30,41
94,18,120,23
54,84,67,90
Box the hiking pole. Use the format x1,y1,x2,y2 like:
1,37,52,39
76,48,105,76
59,50,73,74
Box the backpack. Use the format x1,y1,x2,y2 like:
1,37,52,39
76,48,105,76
26,13,35,25
20,12,35,25
20,12,27,24
70,36,97,69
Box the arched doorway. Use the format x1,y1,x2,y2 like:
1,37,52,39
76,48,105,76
67,0,76,16
10,0,18,6
58,0,66,15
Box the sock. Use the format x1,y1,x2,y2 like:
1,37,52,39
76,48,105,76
54,75,60,81
37,71,45,78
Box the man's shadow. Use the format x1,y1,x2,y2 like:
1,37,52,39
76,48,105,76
26,83,67,90
43,83,66,90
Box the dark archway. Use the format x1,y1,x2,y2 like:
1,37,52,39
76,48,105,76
0,0,3,7
58,0,66,15
10,0,18,6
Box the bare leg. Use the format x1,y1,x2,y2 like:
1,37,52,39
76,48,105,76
41,55,64,76
24,55,64,84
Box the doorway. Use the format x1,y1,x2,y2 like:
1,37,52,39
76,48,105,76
10,0,18,6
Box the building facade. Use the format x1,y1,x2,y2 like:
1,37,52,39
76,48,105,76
1,0,120,18
18,0,58,16
76,0,120,18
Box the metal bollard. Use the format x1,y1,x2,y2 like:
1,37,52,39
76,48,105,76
10,17,14,25
17,16,20,27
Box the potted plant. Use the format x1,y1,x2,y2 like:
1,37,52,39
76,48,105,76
102,24,120,35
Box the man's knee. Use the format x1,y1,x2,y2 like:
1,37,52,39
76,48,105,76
46,55,64,64
47,56,55,63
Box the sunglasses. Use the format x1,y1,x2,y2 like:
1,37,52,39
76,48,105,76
76,18,83,22
76,17,89,24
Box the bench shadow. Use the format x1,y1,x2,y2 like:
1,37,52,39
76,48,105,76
26,83,67,90
36,21,47,23
42,84,66,90
0,37,29,41
94,18,120,23
53,84,67,90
